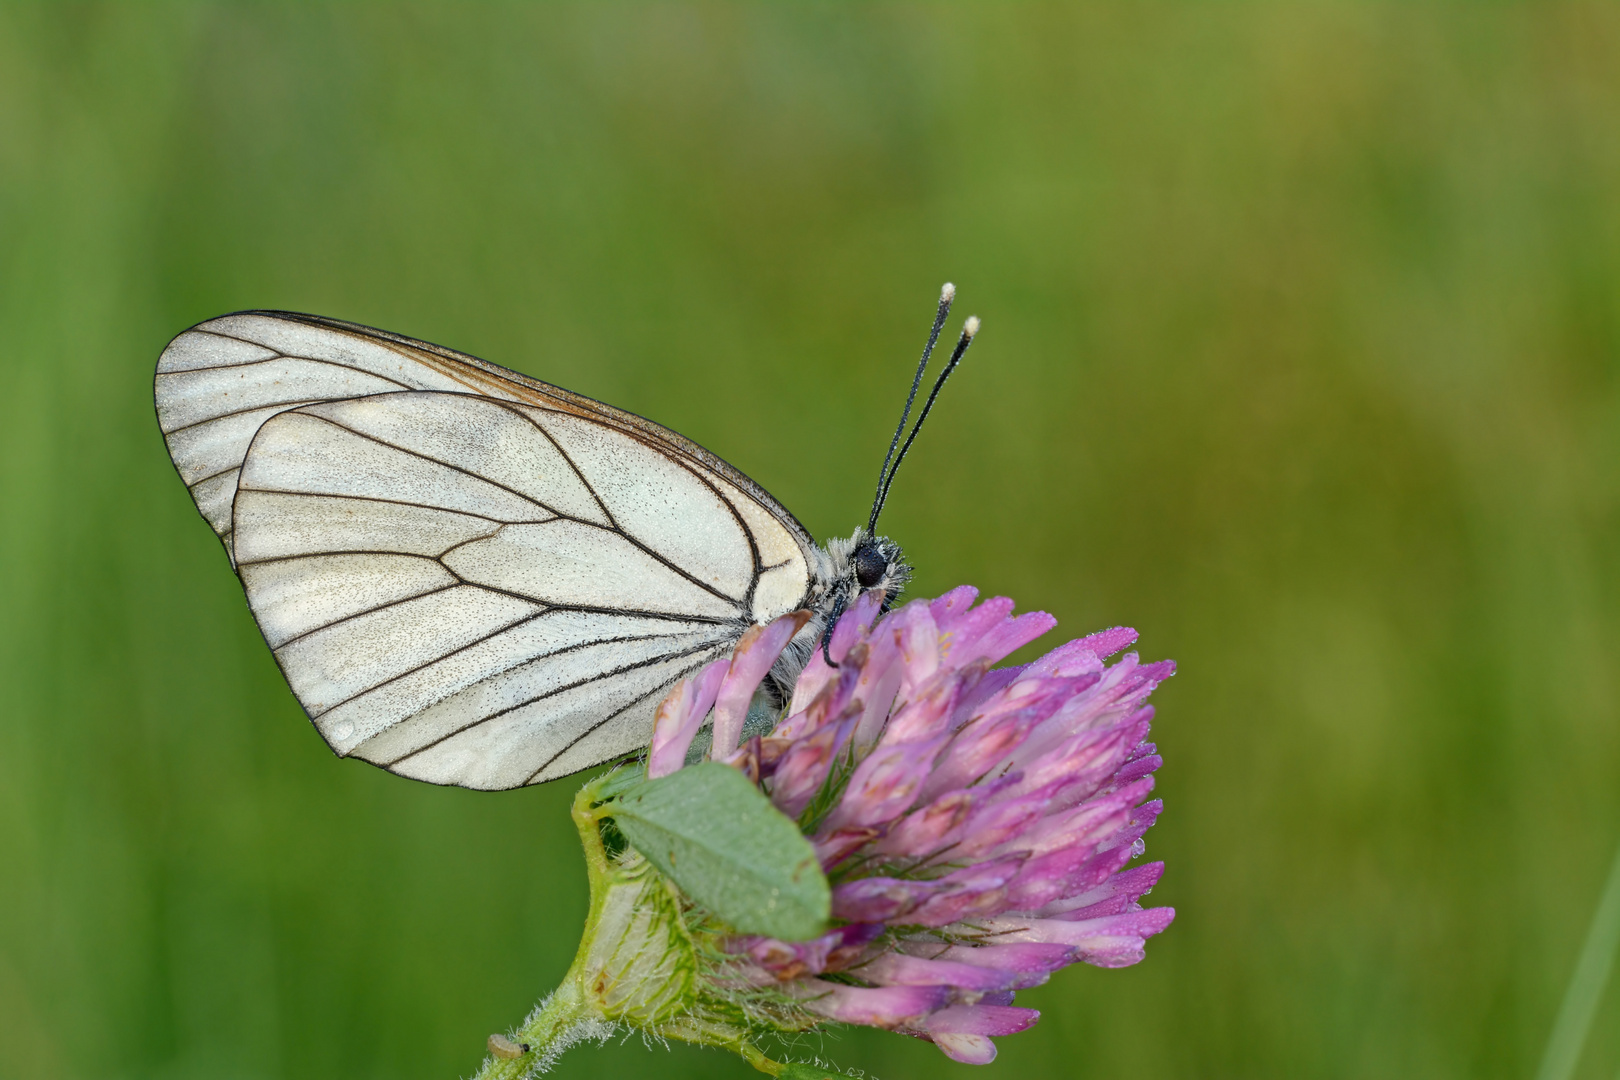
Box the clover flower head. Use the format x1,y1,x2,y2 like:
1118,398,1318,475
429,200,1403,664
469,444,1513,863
646,585,1176,1066
478,586,1174,1078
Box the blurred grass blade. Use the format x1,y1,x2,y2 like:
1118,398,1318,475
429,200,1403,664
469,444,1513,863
1535,835,1620,1080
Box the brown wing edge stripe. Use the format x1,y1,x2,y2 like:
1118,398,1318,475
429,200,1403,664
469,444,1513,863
221,310,819,552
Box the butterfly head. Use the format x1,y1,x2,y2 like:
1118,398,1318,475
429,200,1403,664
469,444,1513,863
828,529,910,612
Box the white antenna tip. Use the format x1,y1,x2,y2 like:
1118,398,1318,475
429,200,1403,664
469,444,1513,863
941,282,956,302
964,315,980,338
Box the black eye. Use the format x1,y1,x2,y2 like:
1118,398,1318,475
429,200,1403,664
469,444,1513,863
853,542,888,589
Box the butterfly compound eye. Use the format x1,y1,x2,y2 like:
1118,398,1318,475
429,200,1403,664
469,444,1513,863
853,542,889,589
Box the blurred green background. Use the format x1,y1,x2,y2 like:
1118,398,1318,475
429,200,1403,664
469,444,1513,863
3,3,1619,1078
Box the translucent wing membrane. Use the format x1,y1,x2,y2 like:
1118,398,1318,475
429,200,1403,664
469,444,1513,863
155,312,819,788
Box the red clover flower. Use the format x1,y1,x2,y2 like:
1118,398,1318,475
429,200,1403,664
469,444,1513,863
478,587,1174,1078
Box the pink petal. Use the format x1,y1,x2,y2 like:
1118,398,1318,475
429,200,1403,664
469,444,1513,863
1001,841,1122,913
995,777,1154,858
905,941,1078,987
831,876,941,923
936,596,1014,659
930,1032,997,1064
975,907,1176,967
786,593,881,715
1071,626,1138,661
891,603,942,696
878,668,965,745
874,789,976,858
731,923,882,980
770,716,856,819
1023,637,1107,678
959,610,1057,667
822,735,946,831
949,665,1027,725
1035,862,1165,919
852,952,1016,991
826,589,884,664
1002,725,1139,805
774,656,863,743
711,612,808,757
812,826,880,869
1114,750,1163,786
794,981,949,1028
787,651,838,717
921,706,1051,801
646,658,729,778
929,585,981,627
1084,799,1162,864
951,793,1049,858
908,855,1027,926
923,1003,1040,1037
850,648,905,751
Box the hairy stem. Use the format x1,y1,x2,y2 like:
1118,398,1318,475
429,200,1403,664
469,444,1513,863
469,770,800,1078
472,782,618,1079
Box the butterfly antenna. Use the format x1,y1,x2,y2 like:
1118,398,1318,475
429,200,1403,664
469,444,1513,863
870,315,980,526
867,283,955,534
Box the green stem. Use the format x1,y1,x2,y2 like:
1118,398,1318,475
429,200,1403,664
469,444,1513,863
475,980,593,1080
469,772,803,1078
740,1042,788,1076
472,783,615,1080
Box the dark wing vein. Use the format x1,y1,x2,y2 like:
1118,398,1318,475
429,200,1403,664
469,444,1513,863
521,657,715,785
289,411,560,518
385,639,728,767
163,397,327,436
269,581,465,650
318,610,729,720
679,458,764,608
188,464,241,489
234,488,521,524
436,569,738,626
489,400,615,525
296,406,744,607
480,400,750,608
233,486,540,525
238,546,479,569
310,606,555,716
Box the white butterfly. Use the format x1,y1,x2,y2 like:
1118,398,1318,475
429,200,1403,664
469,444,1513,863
155,288,978,789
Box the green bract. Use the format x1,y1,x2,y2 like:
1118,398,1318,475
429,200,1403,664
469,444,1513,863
608,762,830,942
474,769,852,1080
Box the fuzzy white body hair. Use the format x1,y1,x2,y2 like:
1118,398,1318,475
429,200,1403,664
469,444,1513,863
762,530,911,709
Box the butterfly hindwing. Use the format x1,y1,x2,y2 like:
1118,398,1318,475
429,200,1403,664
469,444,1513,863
155,312,819,788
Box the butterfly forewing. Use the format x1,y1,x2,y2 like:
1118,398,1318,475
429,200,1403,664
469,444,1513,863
155,312,818,788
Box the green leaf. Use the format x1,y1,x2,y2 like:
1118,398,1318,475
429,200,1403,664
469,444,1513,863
608,762,830,941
